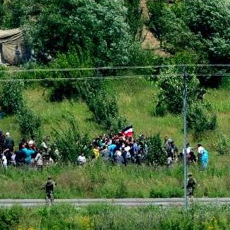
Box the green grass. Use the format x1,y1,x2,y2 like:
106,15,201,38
0,78,229,149
1,158,230,199
0,79,229,199
2,204,230,230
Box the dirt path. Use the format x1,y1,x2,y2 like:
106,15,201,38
140,0,169,57
0,198,229,207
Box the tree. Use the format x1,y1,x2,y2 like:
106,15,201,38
0,80,24,115
124,0,143,39
184,0,230,64
146,134,166,166
23,0,133,66
52,114,91,163
155,67,201,115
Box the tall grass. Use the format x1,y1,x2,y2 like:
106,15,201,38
1,158,230,199
0,79,229,149
2,204,230,230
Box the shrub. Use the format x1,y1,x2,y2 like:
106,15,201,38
47,49,93,101
0,80,24,115
124,0,143,39
17,106,42,140
87,88,127,133
46,50,127,132
187,102,217,133
0,206,22,230
146,133,166,166
115,181,128,198
215,133,230,155
52,114,91,163
155,67,202,115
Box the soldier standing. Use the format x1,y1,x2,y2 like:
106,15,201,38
187,173,196,198
43,177,56,205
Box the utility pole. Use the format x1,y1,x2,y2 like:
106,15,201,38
183,66,188,210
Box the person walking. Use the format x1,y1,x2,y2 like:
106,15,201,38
43,177,56,205
187,173,196,198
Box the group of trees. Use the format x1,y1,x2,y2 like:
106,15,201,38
0,0,229,160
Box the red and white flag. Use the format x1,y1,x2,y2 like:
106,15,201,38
122,126,133,137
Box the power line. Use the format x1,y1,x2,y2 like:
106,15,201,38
1,63,230,73
0,72,230,82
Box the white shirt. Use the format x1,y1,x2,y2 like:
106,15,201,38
186,147,192,154
198,146,205,154
2,155,7,167
78,155,86,164
35,153,43,166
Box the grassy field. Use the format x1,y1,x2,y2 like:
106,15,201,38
1,78,229,149
0,79,229,199
1,204,230,230
1,159,230,199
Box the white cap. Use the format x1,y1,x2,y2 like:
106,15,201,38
6,132,10,136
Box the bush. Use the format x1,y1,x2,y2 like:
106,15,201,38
0,206,22,230
47,49,93,101
149,186,183,198
215,133,230,155
0,80,24,115
52,114,91,163
17,106,42,140
146,133,166,166
124,0,143,39
87,88,127,133
155,67,202,115
187,102,217,133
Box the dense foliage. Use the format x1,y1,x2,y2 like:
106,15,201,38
23,0,133,66
147,0,230,86
215,133,230,155
124,0,143,39
0,80,24,115
146,133,166,166
2,204,230,230
52,114,91,162
155,68,202,115
17,106,42,140
187,102,217,133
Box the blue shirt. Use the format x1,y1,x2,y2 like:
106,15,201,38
108,144,117,156
22,148,35,163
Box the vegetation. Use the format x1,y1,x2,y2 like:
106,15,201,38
215,133,230,155
0,80,24,115
147,0,230,86
17,106,42,140
2,204,230,229
52,114,91,162
146,133,166,166
0,0,229,201
1,155,230,199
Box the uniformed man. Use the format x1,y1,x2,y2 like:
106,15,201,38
187,173,196,198
43,177,56,205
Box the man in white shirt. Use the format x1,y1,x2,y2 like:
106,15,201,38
197,144,205,164
77,153,86,166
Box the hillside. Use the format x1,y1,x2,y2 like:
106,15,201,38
0,0,230,201
0,78,229,152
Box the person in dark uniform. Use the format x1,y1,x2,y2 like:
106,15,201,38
187,173,196,198
43,177,56,205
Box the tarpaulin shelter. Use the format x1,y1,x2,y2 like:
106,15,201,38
0,28,28,65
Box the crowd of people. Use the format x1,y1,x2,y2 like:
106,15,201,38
0,130,209,170
87,132,148,166
0,132,57,170
80,133,209,169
